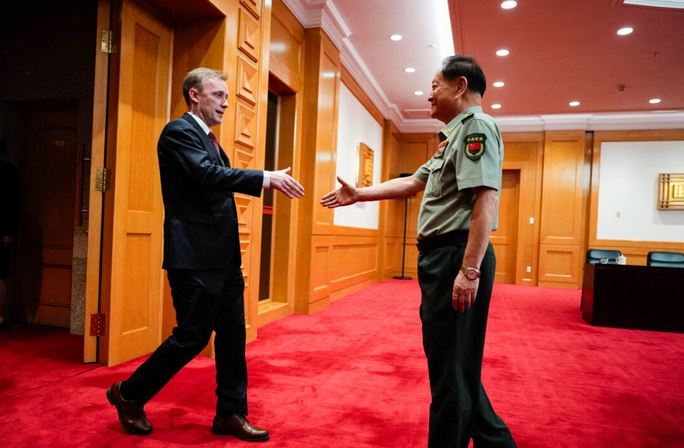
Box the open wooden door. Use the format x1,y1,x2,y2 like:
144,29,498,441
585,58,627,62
101,0,171,366
491,169,521,284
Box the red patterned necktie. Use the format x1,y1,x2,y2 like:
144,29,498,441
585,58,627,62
208,131,221,155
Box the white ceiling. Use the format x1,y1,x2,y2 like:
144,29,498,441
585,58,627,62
282,0,684,132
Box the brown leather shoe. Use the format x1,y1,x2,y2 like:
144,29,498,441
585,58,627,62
106,382,152,435
212,414,269,441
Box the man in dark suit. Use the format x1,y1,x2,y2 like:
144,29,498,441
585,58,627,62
106,67,304,440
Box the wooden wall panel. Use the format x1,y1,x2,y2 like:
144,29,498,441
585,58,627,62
312,46,340,235
293,28,339,314
379,120,402,277
243,0,273,341
238,8,260,62
269,0,304,89
538,131,589,288
328,237,379,291
310,235,331,310
236,56,258,105
381,133,436,277
538,244,582,285
240,0,261,18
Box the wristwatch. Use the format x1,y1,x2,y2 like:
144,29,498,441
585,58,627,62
460,265,481,280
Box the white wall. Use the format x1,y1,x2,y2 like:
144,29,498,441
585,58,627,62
333,83,384,229
597,141,684,242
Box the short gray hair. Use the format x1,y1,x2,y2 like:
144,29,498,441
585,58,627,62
182,67,226,105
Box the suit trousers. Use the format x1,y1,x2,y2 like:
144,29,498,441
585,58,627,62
418,237,516,448
121,266,248,418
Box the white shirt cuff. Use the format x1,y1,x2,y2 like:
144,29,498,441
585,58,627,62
262,171,271,189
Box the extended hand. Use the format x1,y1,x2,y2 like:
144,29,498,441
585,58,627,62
320,176,360,208
452,271,479,313
269,167,305,199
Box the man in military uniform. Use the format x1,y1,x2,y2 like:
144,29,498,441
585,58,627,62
320,55,516,448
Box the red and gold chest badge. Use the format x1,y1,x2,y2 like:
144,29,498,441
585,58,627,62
464,133,486,161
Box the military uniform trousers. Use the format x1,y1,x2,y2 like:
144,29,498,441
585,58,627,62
418,231,516,448
120,266,248,419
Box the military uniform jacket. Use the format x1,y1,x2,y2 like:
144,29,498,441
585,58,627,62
157,112,263,270
414,106,503,238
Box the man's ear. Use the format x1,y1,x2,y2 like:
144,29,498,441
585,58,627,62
455,76,469,98
188,87,200,104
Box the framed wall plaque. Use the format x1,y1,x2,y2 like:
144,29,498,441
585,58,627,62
658,173,684,210
357,143,374,188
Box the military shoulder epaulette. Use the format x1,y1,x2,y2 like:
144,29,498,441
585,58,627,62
461,113,475,125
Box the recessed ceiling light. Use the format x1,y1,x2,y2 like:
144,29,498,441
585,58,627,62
617,27,634,36
501,1,517,9
414,90,424,96
404,67,416,73
493,81,505,88
496,49,510,57
649,98,662,104
491,104,502,110
569,101,581,107
390,34,403,41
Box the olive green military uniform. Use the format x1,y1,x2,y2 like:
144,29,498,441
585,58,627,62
414,106,516,448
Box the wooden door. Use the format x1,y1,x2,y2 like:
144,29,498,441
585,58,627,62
491,169,520,284
15,104,79,327
103,0,171,366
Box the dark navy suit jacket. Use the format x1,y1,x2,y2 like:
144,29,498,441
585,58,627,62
157,113,263,270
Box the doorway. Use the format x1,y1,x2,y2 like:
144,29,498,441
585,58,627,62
257,76,297,320
492,169,521,284
0,2,97,342
258,92,279,301
11,102,80,327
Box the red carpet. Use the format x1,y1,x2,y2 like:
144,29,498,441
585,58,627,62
1,281,683,447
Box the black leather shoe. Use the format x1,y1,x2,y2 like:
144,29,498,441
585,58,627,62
212,414,269,441
106,382,152,435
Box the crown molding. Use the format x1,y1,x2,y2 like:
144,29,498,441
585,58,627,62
496,111,684,132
